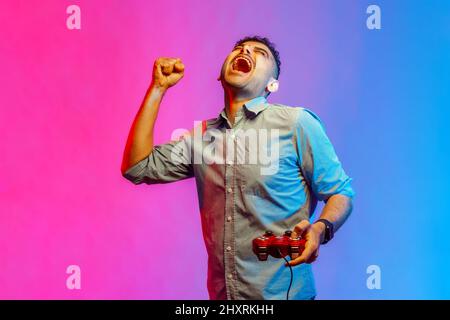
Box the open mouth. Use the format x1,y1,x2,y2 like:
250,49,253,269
232,55,253,73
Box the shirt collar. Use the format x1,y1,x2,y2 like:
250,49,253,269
216,96,268,124
243,96,268,115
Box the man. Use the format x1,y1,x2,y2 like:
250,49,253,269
121,36,354,300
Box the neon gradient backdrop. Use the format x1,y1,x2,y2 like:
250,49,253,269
1,0,449,299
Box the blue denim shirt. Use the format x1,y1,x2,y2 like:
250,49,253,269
123,96,354,300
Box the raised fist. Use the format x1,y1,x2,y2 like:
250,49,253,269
152,57,185,90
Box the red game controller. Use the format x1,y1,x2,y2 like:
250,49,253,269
252,230,306,261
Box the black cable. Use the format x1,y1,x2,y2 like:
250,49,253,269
278,249,293,300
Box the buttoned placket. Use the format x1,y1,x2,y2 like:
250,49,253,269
223,111,244,300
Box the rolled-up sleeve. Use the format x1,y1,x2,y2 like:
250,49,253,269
122,134,193,185
295,108,355,201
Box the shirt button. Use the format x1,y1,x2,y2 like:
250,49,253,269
227,274,233,279
227,187,232,193
226,216,232,222
226,246,232,252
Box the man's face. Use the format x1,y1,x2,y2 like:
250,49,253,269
220,41,277,96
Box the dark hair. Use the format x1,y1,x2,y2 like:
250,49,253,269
234,36,281,79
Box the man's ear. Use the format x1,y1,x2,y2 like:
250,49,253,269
266,78,279,93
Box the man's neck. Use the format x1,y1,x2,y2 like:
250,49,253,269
224,92,262,126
